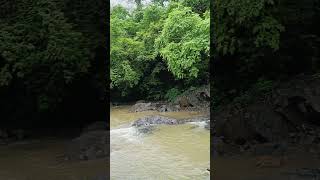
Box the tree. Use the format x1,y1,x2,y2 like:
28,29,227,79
0,0,90,111
155,4,209,79
110,0,210,100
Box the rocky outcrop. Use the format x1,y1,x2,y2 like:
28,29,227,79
174,85,210,110
65,122,108,161
65,130,108,161
130,102,155,112
131,115,178,134
129,85,210,113
132,115,210,133
213,75,320,144
214,103,290,143
129,102,180,112
132,115,179,127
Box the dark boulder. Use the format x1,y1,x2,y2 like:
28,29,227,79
132,115,179,134
157,104,180,112
65,130,108,161
130,102,156,112
132,115,179,127
132,115,210,134
130,102,180,112
214,75,320,144
175,85,210,110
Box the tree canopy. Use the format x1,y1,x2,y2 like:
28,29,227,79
110,0,210,100
212,0,320,107
0,0,107,127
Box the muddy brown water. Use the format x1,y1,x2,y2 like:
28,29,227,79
0,138,107,180
213,146,320,180
110,105,210,179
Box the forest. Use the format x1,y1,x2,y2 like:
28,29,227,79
0,0,108,129
213,0,320,108
110,0,210,102
0,0,319,126
213,0,320,178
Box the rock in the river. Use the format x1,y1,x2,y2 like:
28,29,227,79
136,125,157,134
132,115,179,127
132,115,210,133
65,130,108,161
157,104,180,112
132,115,178,134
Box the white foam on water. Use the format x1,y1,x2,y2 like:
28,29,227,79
188,121,207,128
111,127,143,142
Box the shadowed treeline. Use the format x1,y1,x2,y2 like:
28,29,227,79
0,0,108,131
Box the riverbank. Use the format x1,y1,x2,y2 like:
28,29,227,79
110,105,210,179
213,74,320,179
0,137,107,180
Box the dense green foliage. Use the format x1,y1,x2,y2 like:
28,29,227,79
0,0,107,126
110,0,210,101
213,0,320,107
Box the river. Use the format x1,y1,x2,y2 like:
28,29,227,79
0,137,107,180
110,105,210,179
0,105,209,180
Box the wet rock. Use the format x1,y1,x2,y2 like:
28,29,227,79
130,85,210,113
175,85,210,110
132,115,179,127
130,101,180,113
132,115,210,134
214,103,290,143
178,96,192,108
213,136,239,156
213,75,320,145
136,125,157,134
130,102,156,112
157,104,180,112
65,130,108,161
132,115,182,134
